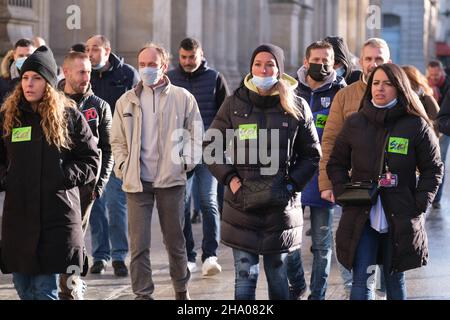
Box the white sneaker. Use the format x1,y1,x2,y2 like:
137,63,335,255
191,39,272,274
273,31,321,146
69,275,86,300
202,256,222,276
187,261,197,273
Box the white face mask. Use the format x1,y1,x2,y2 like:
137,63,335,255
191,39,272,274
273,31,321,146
139,67,162,86
92,61,106,70
371,98,398,109
251,75,278,91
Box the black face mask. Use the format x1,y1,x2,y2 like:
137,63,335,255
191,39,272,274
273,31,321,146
307,63,332,82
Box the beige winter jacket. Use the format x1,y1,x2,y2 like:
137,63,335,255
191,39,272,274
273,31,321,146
111,78,203,193
318,79,367,192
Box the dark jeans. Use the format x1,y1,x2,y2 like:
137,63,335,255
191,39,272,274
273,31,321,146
233,249,289,300
287,206,333,300
13,273,58,300
89,172,129,262
183,164,220,262
351,222,406,300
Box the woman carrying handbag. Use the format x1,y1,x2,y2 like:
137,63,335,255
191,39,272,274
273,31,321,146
327,63,443,300
203,44,321,300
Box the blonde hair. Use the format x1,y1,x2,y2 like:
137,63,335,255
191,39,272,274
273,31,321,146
1,50,15,79
276,79,303,120
1,83,74,150
402,65,434,96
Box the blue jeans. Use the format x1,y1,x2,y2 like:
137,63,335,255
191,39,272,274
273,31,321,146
89,171,129,262
287,206,333,300
233,249,289,300
351,222,406,300
286,249,307,291
434,134,450,203
12,273,59,300
183,164,220,262
183,175,196,262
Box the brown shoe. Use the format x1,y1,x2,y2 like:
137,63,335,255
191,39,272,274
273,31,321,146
175,290,191,300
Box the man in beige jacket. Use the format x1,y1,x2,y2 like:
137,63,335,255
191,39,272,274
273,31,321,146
111,43,203,300
319,38,391,202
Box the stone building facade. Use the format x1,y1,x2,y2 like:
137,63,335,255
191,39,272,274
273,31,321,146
0,0,439,88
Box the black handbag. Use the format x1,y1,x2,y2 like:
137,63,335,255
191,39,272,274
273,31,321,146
335,181,379,207
335,132,390,207
237,171,293,211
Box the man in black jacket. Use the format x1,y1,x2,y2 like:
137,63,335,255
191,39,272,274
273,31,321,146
58,51,113,299
168,38,229,276
85,35,139,277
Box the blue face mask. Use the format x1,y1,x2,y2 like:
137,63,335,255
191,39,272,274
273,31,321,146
139,67,162,86
251,75,278,91
15,57,27,71
336,66,345,78
92,61,106,70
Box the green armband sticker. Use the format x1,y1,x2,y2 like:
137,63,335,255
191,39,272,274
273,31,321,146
12,127,32,143
315,114,328,129
239,124,258,140
388,137,409,155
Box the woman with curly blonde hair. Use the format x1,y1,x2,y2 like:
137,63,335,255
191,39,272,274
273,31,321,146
0,46,99,300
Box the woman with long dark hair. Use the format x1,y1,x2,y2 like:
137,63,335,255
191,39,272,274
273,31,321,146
327,63,443,300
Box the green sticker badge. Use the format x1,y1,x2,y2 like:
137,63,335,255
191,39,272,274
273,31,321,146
239,124,258,141
12,127,32,143
315,114,328,129
388,137,409,155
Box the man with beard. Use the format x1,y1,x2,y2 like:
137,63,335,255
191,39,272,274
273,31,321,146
59,51,113,299
167,38,229,276
319,38,392,203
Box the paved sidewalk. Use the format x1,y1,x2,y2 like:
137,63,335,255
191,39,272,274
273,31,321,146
1,176,450,300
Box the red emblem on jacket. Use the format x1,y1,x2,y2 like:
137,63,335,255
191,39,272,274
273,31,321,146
83,108,98,122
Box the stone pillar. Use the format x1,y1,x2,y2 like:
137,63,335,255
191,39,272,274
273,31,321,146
202,0,216,67
151,0,171,51
170,0,202,63
237,0,271,77
114,0,168,68
268,0,302,76
298,0,314,62
36,0,50,42
213,0,227,74
0,0,38,55
48,0,99,64
223,0,241,90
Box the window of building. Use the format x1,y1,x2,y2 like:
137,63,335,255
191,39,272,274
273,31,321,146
382,14,401,63
8,0,32,8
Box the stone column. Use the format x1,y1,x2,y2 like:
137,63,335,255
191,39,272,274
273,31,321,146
298,0,315,62
224,0,241,90
151,0,171,51
237,0,271,77
202,0,216,67
0,0,37,55
213,0,227,74
170,0,203,63
36,0,50,42
268,0,302,76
